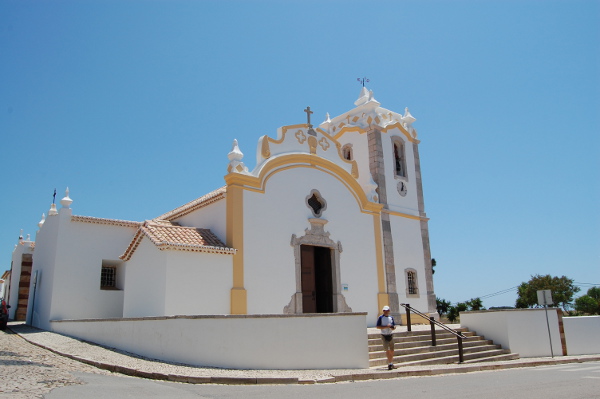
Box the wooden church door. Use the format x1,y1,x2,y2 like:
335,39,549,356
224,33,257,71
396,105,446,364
300,245,334,313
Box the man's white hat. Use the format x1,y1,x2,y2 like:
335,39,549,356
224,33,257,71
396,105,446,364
382,306,390,311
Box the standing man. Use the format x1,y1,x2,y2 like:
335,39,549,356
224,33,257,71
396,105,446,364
376,305,396,370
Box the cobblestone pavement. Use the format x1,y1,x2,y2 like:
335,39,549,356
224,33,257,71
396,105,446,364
0,329,114,399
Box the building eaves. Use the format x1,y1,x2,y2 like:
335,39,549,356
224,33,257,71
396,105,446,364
71,215,142,228
155,187,226,221
120,220,235,261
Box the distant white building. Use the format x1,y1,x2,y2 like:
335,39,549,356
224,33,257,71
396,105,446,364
9,88,437,331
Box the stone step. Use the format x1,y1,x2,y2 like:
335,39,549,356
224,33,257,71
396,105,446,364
369,348,514,368
368,339,495,359
367,326,519,367
369,344,506,367
367,330,474,342
367,332,477,347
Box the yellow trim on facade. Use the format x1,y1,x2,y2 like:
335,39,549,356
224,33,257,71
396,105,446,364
225,154,383,215
379,122,420,144
279,123,310,138
330,122,420,144
332,125,365,141
373,213,388,313
378,293,389,316
226,184,247,314
383,209,429,221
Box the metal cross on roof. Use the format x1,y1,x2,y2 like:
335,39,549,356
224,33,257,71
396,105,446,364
304,106,313,127
357,77,370,87
52,188,56,204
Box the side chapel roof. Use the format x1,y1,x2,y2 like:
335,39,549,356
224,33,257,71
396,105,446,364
154,186,226,221
120,220,235,261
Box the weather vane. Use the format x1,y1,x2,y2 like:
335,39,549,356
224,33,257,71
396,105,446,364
52,188,57,204
357,77,370,87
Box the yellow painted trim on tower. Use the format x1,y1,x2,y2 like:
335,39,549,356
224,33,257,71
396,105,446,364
384,209,429,221
379,122,420,144
226,184,247,314
373,213,388,313
330,122,420,144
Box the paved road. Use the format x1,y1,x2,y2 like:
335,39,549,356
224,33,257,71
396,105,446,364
2,327,599,399
43,361,600,399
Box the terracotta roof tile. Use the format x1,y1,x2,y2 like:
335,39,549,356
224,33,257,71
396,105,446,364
155,187,226,221
120,220,235,261
71,215,142,228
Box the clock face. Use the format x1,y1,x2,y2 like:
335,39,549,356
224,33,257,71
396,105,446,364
398,181,408,197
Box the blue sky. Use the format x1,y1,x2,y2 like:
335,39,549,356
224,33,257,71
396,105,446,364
1,0,598,308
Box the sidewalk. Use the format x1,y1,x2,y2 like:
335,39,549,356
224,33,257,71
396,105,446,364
8,322,600,385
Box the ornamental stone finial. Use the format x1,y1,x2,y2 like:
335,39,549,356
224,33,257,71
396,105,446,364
60,187,73,209
228,139,243,162
227,139,249,174
38,213,46,228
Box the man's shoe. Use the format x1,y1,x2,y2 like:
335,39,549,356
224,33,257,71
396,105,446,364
388,364,394,370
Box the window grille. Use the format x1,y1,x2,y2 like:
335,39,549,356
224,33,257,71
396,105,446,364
101,266,116,289
407,271,418,295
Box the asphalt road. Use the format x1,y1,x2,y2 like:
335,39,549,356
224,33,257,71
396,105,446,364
45,361,600,399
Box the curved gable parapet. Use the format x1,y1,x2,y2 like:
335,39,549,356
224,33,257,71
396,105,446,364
226,153,383,215
253,124,359,180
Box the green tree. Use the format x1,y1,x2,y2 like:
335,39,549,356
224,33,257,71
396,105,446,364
515,274,580,310
574,287,600,315
587,286,600,301
466,297,485,311
446,302,468,323
436,297,451,316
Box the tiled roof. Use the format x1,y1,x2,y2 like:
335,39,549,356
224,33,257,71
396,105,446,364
120,220,235,261
71,215,142,228
155,187,226,221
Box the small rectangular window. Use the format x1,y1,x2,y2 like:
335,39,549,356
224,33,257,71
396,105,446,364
407,271,418,295
101,266,117,289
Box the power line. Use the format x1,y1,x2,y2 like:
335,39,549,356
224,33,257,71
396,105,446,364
574,282,600,287
458,286,519,303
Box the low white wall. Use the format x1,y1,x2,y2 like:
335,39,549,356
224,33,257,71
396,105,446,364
563,316,600,355
50,313,368,370
460,308,564,357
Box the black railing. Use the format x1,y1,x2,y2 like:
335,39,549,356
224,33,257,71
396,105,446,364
399,303,468,363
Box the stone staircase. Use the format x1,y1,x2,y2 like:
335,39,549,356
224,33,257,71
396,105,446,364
368,328,519,368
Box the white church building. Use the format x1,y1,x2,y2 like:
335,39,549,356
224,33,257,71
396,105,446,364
8,88,437,334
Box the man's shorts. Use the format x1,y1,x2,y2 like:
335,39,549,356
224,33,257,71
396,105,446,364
381,335,394,351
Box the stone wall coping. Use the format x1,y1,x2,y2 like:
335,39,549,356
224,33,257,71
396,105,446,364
461,308,560,314
51,312,368,323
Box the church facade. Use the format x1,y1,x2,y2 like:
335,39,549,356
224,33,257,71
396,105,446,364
9,88,436,330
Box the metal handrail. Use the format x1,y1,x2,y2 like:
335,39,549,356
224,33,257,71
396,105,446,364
399,303,467,363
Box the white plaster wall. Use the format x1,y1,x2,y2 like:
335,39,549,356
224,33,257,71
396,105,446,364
123,239,167,317
390,217,429,312
51,313,369,369
47,213,135,325
243,166,379,323
164,250,232,315
563,316,600,355
461,309,564,357
381,129,420,214
173,199,227,244
28,211,62,330
337,131,373,194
